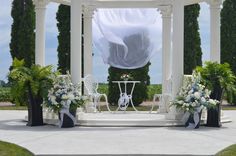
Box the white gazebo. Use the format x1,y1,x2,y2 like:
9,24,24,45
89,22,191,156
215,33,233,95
33,0,222,120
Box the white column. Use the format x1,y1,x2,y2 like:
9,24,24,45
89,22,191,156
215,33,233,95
166,1,184,120
34,0,48,66
171,1,184,99
83,6,95,77
209,0,222,63
158,6,172,113
71,0,82,84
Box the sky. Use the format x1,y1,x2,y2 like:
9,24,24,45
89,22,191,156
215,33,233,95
0,1,211,84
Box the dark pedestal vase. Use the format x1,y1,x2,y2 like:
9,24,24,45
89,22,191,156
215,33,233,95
59,110,76,128
206,87,222,127
27,85,44,126
185,111,202,129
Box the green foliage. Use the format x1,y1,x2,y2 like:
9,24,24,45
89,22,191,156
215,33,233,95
108,63,150,106
221,0,236,104
196,62,236,103
56,5,71,74
0,141,33,156
147,84,162,100
10,0,35,68
184,4,202,74
8,58,57,106
0,87,12,102
216,144,236,156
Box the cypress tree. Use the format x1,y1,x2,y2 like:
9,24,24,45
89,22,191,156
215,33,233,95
10,0,35,68
56,5,71,74
221,0,236,74
184,4,202,74
221,0,236,104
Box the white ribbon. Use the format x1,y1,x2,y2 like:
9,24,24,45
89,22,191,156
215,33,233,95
181,107,202,129
118,93,130,111
59,107,76,128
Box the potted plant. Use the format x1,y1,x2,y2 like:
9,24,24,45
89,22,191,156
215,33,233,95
171,72,218,129
196,62,236,127
44,74,87,128
8,58,55,126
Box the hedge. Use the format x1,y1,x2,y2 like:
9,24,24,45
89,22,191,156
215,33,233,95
0,87,12,102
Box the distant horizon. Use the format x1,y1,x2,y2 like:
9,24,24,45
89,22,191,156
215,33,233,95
0,1,211,84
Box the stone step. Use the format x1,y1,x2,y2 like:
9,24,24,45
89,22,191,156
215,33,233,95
25,111,232,127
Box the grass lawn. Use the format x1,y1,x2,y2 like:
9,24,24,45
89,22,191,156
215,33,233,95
222,106,236,110
0,141,33,156
0,106,27,110
216,144,236,156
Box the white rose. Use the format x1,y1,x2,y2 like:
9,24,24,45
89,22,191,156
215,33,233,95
61,95,68,100
186,108,189,111
194,92,201,99
201,97,206,103
192,102,196,107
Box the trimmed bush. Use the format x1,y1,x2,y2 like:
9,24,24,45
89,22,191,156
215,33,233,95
108,63,150,106
0,87,12,102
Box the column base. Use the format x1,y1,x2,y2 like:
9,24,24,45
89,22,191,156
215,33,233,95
165,107,184,120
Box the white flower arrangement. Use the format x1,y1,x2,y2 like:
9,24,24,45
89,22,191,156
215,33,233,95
120,73,133,81
44,74,88,112
171,72,218,114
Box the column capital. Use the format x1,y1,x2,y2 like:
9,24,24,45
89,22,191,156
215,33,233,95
33,0,49,9
207,0,222,9
83,5,97,18
157,5,172,18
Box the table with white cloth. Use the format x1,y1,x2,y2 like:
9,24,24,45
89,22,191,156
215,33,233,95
112,81,140,111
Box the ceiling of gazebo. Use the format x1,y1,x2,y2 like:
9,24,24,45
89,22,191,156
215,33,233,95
49,0,207,7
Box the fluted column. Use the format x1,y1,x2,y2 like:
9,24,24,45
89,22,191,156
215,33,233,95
166,1,184,120
71,0,82,84
83,6,96,78
209,0,222,63
158,5,172,113
34,0,48,66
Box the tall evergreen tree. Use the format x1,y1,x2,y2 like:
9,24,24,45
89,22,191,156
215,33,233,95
221,0,236,74
10,0,35,68
221,0,236,104
56,5,71,74
184,4,202,74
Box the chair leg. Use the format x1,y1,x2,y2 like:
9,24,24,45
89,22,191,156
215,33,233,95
102,94,112,112
150,94,161,113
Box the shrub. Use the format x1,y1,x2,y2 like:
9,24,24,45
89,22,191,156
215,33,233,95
147,84,162,101
0,87,12,102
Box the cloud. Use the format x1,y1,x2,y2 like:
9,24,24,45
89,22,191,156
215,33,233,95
199,2,210,62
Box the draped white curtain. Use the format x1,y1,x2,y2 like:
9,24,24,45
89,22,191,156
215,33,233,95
93,9,160,69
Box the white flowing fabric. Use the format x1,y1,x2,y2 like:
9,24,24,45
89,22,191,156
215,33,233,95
93,9,160,69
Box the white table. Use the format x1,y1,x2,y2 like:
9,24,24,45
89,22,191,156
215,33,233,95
112,81,140,111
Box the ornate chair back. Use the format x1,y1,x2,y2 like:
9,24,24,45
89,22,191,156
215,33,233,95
83,74,98,95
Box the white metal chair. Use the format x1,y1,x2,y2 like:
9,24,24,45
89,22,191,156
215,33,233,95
83,75,111,112
150,94,162,113
150,75,172,113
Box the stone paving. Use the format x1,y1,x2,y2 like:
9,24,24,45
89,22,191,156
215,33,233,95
0,110,235,156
